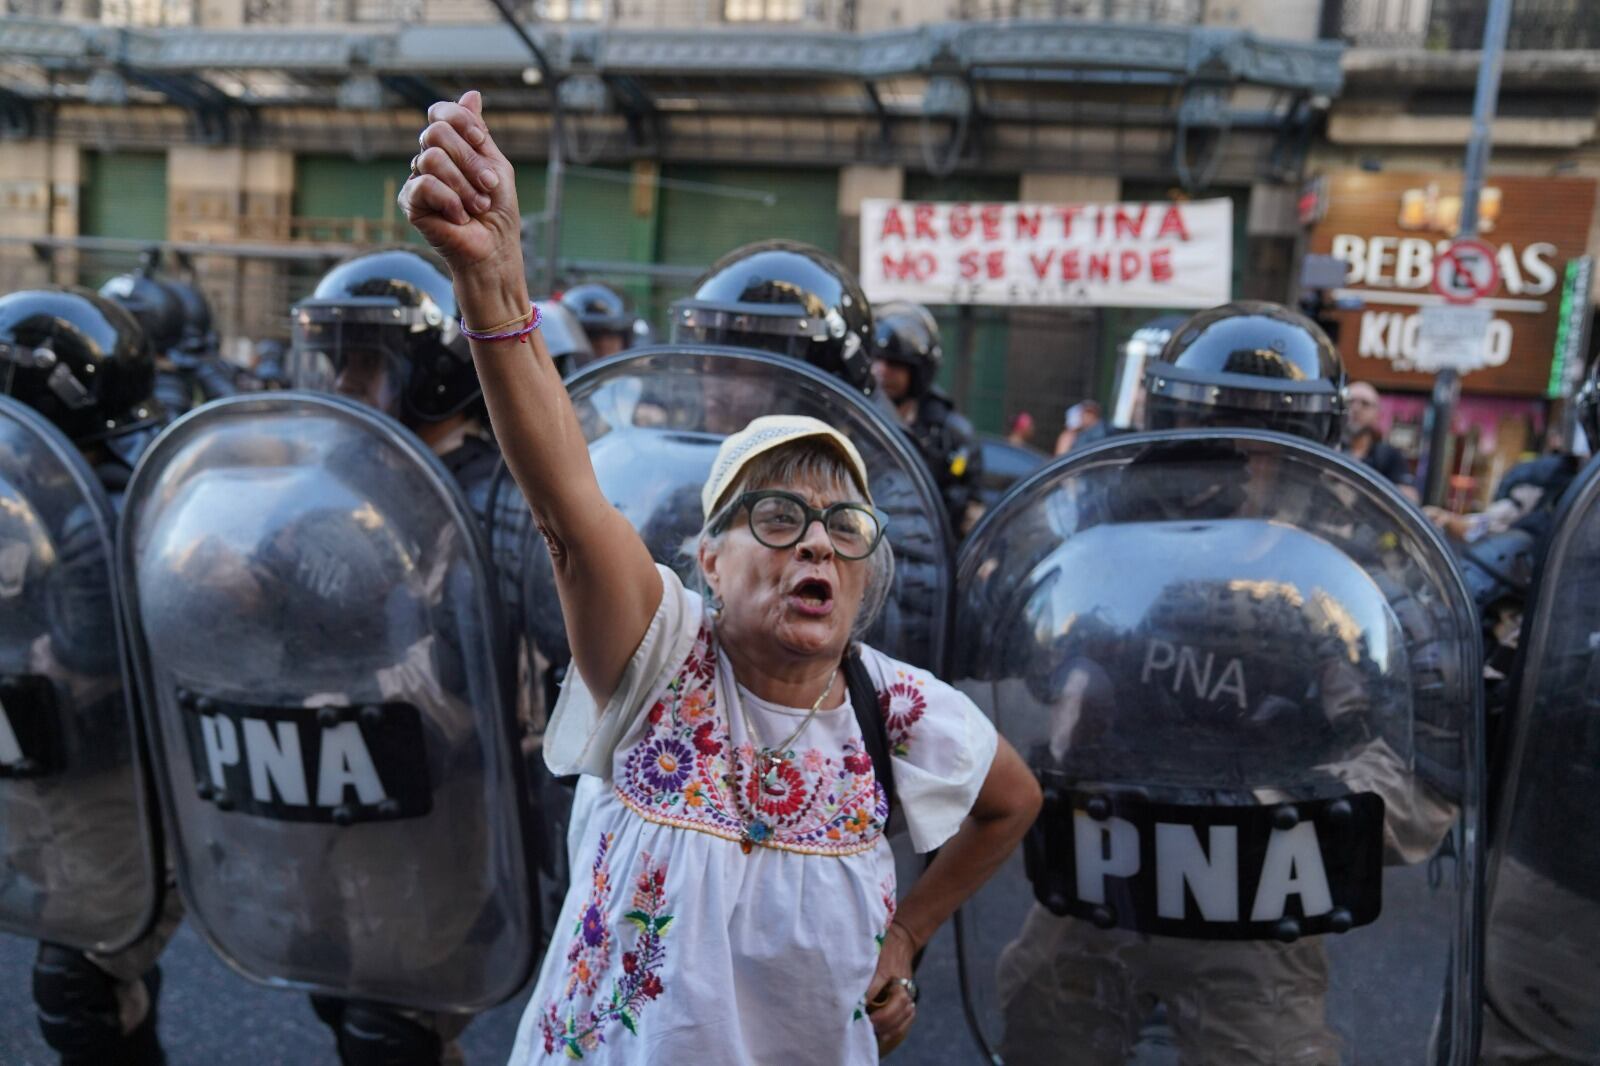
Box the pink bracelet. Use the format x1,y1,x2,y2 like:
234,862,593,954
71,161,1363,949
460,302,542,344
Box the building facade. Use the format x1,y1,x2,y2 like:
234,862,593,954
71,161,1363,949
5,0,1335,441
1311,0,1600,500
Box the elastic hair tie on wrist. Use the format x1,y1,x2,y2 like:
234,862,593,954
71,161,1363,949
460,301,542,344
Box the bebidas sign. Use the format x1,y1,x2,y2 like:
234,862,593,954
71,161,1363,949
1307,172,1597,395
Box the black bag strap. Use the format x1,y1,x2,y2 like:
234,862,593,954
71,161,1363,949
845,647,896,826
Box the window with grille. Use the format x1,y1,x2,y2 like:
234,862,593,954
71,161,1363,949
725,0,805,22
535,0,606,19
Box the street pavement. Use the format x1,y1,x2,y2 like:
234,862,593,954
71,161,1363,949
0,852,1452,1064
0,918,981,1065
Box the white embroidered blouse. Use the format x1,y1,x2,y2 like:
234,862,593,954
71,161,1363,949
509,565,997,1064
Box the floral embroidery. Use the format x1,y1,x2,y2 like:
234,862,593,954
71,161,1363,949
682,688,713,723
857,878,903,1022
639,737,693,793
540,848,675,1059
691,720,721,757
877,877,898,946
564,833,615,999
614,625,888,856
878,672,928,756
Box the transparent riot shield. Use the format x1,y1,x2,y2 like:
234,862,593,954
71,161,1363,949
0,395,162,953
523,344,954,673
954,429,1482,1065
118,392,536,1012
1484,455,1600,1061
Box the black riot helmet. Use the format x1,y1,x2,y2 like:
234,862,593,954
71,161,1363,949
670,239,876,394
872,300,943,399
164,277,216,359
1142,301,1346,446
289,247,476,424
0,287,163,448
99,270,186,356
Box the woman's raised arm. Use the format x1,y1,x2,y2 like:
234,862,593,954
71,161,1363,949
400,91,660,703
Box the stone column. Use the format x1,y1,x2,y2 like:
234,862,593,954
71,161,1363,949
1244,180,1300,303
167,145,297,346
837,164,903,275
0,140,81,289
1018,173,1119,204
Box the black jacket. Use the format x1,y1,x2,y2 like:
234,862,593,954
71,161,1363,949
904,389,982,531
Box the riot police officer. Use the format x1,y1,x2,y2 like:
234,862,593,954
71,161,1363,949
671,238,877,397
979,301,1473,1064
98,269,192,416
1139,300,1346,445
0,287,173,1065
559,282,638,360
289,247,535,1065
158,274,247,401
100,260,238,414
293,248,533,624
870,300,983,535
0,287,168,488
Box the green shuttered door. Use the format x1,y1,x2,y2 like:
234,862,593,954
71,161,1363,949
519,164,638,265
81,151,167,241
293,155,419,244
657,166,839,267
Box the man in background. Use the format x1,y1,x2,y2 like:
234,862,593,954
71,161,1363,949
1054,399,1102,456
1343,381,1418,502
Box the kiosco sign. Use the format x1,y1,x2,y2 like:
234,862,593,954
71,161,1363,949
1307,172,1597,396
860,197,1233,309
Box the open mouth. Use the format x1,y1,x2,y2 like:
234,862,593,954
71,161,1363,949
789,576,834,613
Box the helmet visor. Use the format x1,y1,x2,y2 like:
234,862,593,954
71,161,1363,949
671,323,819,363
290,311,409,418
1144,361,1344,447
671,301,832,354
1145,392,1338,445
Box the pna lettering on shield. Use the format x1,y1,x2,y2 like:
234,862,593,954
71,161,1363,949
181,695,432,823
201,713,385,808
1076,813,1333,924
1141,639,1248,709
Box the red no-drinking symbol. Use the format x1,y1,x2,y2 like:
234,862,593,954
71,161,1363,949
1432,238,1500,304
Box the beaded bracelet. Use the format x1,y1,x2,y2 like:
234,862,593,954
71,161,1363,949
460,301,542,344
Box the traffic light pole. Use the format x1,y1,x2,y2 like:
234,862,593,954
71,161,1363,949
1421,0,1512,507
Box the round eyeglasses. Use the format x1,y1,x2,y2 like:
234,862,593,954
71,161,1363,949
713,490,887,560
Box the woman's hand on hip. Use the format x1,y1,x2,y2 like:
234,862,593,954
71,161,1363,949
865,922,918,1051
399,90,523,289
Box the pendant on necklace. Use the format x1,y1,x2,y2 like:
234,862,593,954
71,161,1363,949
758,751,784,792
741,820,771,855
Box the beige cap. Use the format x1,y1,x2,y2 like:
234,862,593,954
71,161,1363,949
701,415,873,519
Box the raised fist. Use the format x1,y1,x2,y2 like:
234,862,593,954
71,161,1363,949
399,90,523,282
